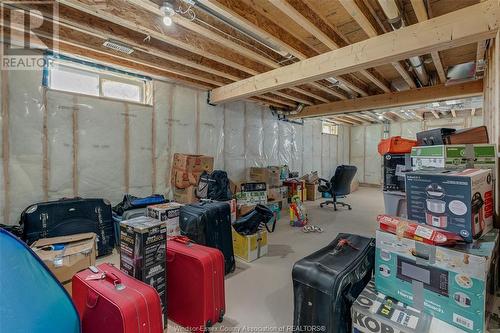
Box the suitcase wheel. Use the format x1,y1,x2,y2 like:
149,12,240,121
218,309,225,323
206,320,213,328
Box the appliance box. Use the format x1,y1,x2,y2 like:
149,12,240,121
383,153,412,192
119,216,167,315
406,168,494,242
352,280,465,333
411,144,497,175
374,229,499,333
147,202,183,236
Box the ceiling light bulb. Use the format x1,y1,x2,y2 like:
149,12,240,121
163,15,173,26
378,114,384,120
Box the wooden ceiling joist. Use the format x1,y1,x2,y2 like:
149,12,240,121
430,110,441,119
339,0,414,91
451,109,457,118
210,0,498,104
290,80,483,119
410,0,429,22
202,0,368,99
431,51,447,84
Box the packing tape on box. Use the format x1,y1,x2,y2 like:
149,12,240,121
464,144,475,168
415,242,436,265
412,280,425,310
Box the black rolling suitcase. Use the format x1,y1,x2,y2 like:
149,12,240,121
179,201,235,274
21,198,115,257
292,233,375,333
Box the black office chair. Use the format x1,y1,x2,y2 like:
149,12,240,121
318,165,357,211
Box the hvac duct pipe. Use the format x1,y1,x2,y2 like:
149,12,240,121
377,0,430,86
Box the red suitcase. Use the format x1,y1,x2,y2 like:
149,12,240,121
167,236,225,332
72,263,164,333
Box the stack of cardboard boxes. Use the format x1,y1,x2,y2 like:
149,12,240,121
354,141,499,333
171,153,214,203
301,171,321,202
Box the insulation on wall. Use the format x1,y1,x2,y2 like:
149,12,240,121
0,71,349,224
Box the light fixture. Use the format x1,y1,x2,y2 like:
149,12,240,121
432,102,440,107
161,1,175,26
378,114,384,120
162,15,173,26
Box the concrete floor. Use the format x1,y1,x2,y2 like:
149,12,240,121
101,186,384,332
218,186,382,331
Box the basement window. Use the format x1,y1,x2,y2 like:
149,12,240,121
322,121,338,135
46,56,151,105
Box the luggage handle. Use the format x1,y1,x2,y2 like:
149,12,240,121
170,236,192,245
104,271,122,287
86,289,100,309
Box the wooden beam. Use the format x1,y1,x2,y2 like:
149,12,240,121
343,114,370,124
204,0,368,98
335,115,361,125
431,51,447,84
273,0,339,49
309,82,348,100
391,61,417,89
340,0,414,91
451,109,457,118
290,81,483,118
339,0,378,38
210,1,498,104
329,117,353,126
390,111,407,120
410,0,429,22
431,110,440,119
359,69,391,93
471,108,476,116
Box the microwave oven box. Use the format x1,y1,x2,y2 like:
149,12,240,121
352,280,465,333
411,144,497,173
374,229,499,333
406,168,494,242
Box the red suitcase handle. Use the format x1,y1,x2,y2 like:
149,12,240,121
104,271,122,286
169,236,192,245
86,289,100,309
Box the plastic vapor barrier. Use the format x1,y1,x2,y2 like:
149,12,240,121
0,70,349,224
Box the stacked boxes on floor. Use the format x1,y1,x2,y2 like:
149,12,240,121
356,130,499,333
171,153,214,203
119,217,167,321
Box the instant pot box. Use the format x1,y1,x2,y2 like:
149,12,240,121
352,280,465,333
375,229,499,333
406,168,494,242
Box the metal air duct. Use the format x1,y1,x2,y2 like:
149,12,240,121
377,0,430,86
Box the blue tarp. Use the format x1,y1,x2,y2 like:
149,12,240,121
0,229,80,332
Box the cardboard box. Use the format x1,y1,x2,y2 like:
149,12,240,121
267,186,283,202
225,199,237,223
173,185,197,204
375,229,499,333
300,171,319,184
171,153,214,189
237,204,256,218
249,166,281,187
406,169,494,242
147,202,183,236
305,183,321,201
31,233,96,294
232,228,268,262
172,153,214,173
236,190,267,205
411,144,497,173
120,216,167,315
352,280,465,333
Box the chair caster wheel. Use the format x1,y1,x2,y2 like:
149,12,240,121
348,207,352,210
334,208,337,211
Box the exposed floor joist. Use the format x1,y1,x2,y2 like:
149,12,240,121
338,0,415,91
290,81,483,119
210,0,498,104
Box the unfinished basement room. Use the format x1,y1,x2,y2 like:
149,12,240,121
0,0,499,333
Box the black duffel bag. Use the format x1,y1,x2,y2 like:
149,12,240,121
233,204,276,236
112,194,167,216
